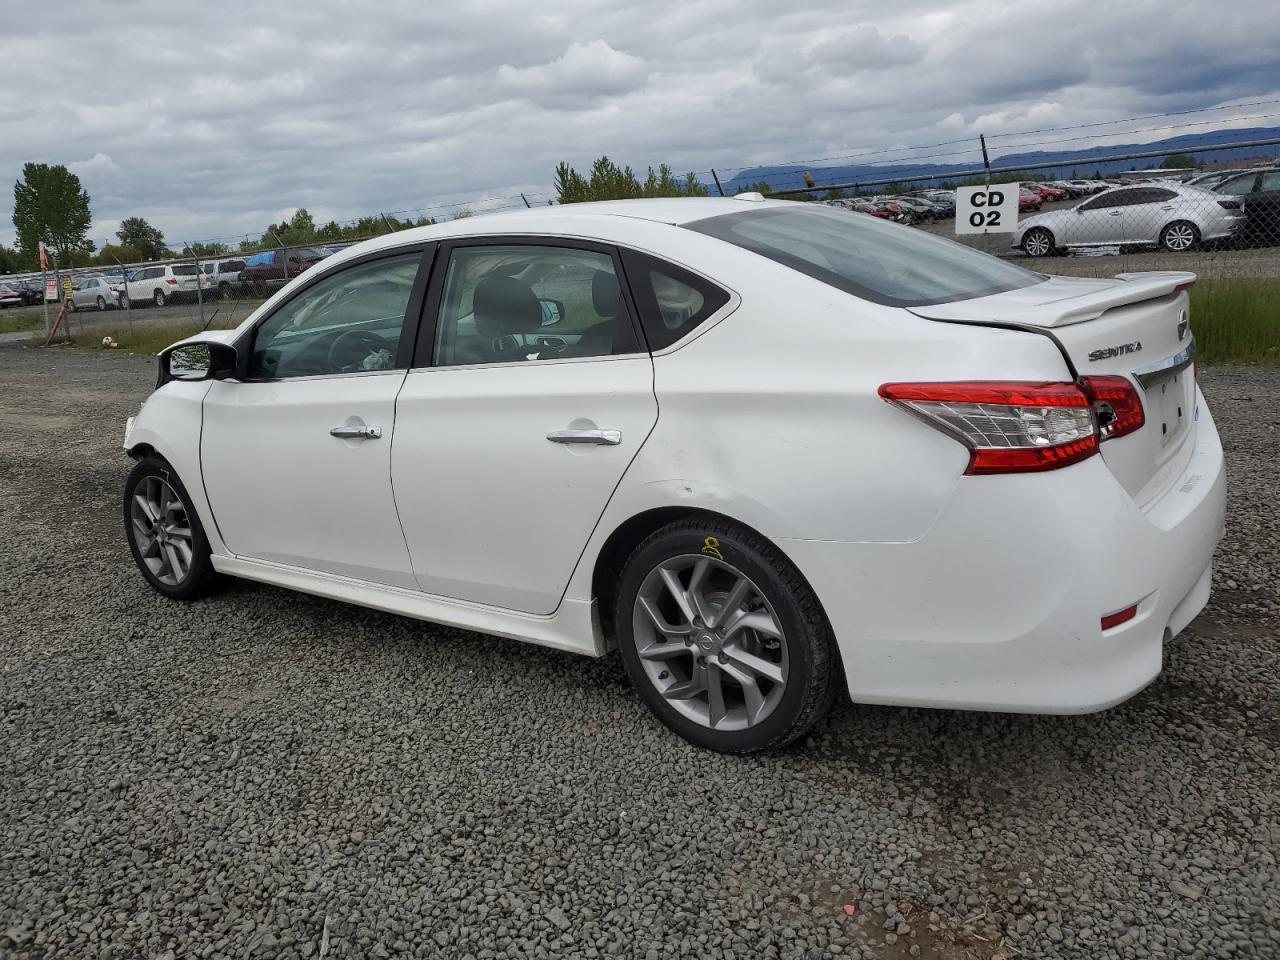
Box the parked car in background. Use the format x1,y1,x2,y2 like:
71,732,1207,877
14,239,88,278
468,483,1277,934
239,248,328,295
117,264,214,307
13,279,46,305
0,285,22,308
1013,183,1247,256
67,276,118,311
121,197,1225,753
1213,169,1280,243
852,201,896,219
1022,183,1068,203
868,199,907,221
202,258,247,298
1018,189,1043,212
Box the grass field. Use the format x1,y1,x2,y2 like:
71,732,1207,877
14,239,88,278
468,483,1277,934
1189,279,1280,365
0,312,42,334
47,319,236,354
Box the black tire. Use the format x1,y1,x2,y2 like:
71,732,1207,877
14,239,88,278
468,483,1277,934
123,456,220,601
120,295,130,309
218,281,231,299
614,517,839,753
1160,220,1200,252
68,298,78,312
153,289,166,307
96,295,106,311
1021,226,1056,257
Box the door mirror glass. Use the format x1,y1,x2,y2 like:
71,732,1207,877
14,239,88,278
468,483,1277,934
168,344,212,380
539,298,565,326
161,340,238,383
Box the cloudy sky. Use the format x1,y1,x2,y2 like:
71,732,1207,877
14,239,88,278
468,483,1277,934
2,0,1278,250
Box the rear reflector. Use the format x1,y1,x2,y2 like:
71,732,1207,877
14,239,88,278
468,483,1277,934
1101,604,1138,631
878,381,1098,475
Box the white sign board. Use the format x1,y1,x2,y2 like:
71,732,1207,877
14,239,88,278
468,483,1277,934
954,185,1020,235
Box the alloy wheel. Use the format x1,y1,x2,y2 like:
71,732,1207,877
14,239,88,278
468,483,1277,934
154,290,166,307
96,296,106,310
129,475,194,587
1164,223,1196,251
631,555,789,732
1023,229,1052,257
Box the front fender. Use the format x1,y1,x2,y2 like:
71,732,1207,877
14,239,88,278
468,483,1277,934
123,381,226,556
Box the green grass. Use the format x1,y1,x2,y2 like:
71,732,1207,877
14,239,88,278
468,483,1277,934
1189,279,1280,365
0,311,42,334
43,320,235,354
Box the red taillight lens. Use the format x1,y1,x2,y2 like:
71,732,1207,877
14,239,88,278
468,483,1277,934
878,381,1099,475
165,277,178,285
1080,375,1145,440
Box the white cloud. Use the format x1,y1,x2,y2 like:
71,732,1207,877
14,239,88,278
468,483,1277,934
0,0,1276,249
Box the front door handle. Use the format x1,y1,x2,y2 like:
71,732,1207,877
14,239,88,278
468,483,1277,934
547,429,621,445
330,425,383,440
1108,210,1122,216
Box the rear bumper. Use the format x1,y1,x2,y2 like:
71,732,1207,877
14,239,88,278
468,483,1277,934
780,393,1226,713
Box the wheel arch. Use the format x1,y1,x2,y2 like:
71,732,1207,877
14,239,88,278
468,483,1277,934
589,505,831,648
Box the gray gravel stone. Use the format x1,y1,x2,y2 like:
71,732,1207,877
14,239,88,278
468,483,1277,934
0,347,1277,960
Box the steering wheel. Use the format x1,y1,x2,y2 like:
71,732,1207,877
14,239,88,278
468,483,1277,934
326,329,396,372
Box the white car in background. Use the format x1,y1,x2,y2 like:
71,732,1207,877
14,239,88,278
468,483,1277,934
1012,183,1247,256
121,198,1225,753
117,264,214,307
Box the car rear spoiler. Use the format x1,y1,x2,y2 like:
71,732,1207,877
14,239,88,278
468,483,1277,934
909,271,1197,328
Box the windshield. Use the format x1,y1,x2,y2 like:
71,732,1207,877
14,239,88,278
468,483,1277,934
686,205,1044,307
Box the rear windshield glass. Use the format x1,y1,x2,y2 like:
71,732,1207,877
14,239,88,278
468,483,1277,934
686,205,1044,307
171,265,199,276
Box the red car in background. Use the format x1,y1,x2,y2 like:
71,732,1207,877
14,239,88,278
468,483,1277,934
853,201,896,219
1022,183,1068,202
1018,189,1043,212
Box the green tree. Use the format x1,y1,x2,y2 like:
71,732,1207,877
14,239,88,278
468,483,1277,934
12,162,93,266
1161,153,1201,170
115,217,166,260
96,243,143,267
554,156,709,203
0,244,20,274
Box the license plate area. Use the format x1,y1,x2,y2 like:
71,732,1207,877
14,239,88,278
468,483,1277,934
1145,369,1189,447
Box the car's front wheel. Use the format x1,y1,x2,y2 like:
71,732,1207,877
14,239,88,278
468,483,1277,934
615,518,839,753
68,297,78,312
1161,221,1200,252
124,457,219,600
96,295,107,311
1021,227,1056,257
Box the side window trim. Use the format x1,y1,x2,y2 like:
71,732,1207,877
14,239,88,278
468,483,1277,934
410,236,647,370
231,243,436,382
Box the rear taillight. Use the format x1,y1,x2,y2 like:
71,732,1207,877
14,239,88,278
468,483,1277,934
165,277,178,285
878,381,1098,475
1080,375,1144,440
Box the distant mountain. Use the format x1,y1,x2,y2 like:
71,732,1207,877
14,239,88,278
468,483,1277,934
722,125,1280,194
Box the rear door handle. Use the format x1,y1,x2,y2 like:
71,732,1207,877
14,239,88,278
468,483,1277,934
1108,210,1122,216
547,429,621,445
330,425,383,440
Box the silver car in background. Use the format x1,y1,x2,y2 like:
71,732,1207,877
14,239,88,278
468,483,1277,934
1012,183,1247,257
68,276,119,311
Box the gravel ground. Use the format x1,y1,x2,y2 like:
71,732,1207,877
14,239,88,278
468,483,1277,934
1,344,1277,960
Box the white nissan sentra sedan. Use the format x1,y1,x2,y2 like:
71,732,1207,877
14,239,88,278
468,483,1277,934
122,196,1225,753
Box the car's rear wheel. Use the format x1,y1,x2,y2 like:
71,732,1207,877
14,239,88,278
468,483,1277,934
218,281,230,298
120,295,130,309
68,298,78,312
124,457,219,600
153,289,166,307
96,295,107,311
1022,227,1056,257
615,518,838,753
1161,221,1200,252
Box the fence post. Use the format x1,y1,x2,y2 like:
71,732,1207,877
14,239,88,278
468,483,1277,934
520,193,531,208
711,169,725,196
979,134,991,188
190,246,206,329
268,230,287,283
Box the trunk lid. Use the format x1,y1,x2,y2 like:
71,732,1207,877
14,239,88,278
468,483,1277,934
910,271,1198,505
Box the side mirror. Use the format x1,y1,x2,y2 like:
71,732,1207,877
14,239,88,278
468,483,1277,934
159,340,238,384
539,298,565,326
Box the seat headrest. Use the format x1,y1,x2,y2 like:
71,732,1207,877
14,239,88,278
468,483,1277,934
591,270,622,318
473,275,543,337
